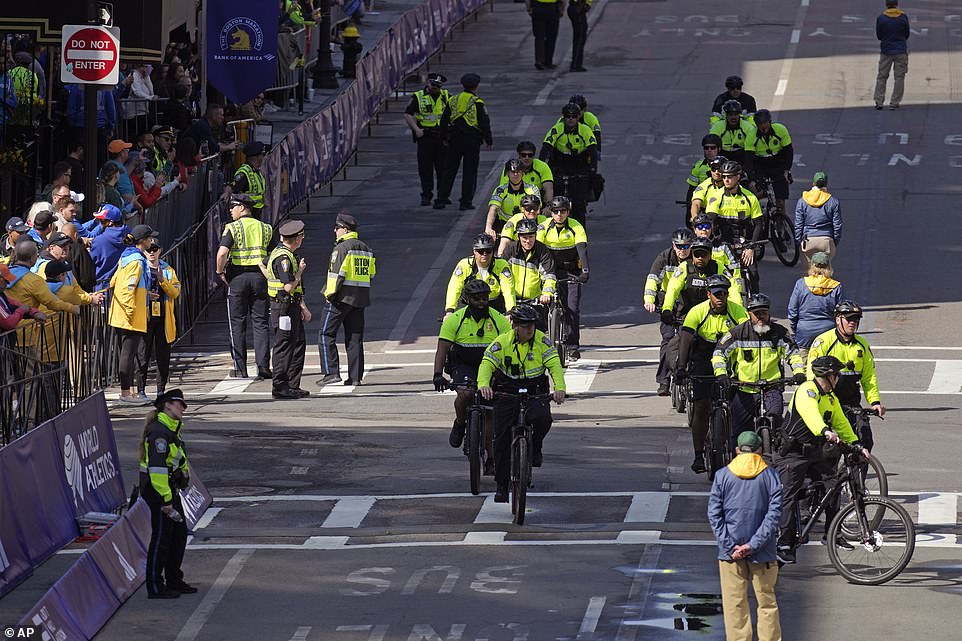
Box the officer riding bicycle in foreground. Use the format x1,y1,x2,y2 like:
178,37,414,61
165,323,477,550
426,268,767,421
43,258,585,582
478,304,566,503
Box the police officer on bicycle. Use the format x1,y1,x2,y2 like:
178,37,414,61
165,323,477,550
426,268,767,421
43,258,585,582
540,196,589,361
644,227,693,395
478,304,566,503
712,293,805,439
774,355,869,564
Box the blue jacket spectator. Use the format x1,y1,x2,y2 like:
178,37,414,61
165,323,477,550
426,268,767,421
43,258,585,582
876,4,910,55
794,183,842,246
66,84,117,129
787,255,844,349
90,205,131,289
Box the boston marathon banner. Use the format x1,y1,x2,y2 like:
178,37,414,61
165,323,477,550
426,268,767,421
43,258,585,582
206,0,279,104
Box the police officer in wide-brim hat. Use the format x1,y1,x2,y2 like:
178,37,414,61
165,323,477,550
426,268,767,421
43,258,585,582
268,219,312,399
404,73,450,206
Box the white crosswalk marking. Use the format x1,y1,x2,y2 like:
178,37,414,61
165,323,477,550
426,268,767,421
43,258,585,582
624,493,670,523
926,360,962,394
474,495,513,524
566,359,600,394
322,497,376,528
916,492,959,546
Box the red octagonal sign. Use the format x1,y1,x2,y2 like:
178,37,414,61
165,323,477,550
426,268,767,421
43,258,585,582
61,25,121,85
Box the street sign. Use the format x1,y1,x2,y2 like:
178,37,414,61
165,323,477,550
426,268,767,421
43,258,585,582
60,25,120,85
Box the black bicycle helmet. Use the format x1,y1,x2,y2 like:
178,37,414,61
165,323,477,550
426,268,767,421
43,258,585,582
672,228,695,245
722,99,742,114
511,303,539,324
549,195,571,211
562,102,582,117
463,279,491,297
692,213,713,227
706,273,731,290
516,140,536,153
746,293,771,311
472,233,495,251
719,160,742,176
569,94,588,111
725,75,743,90
708,155,729,171
701,133,722,148
811,355,844,378
520,194,542,210
515,218,540,235
690,237,713,254
834,300,863,318
504,158,524,173
754,109,772,124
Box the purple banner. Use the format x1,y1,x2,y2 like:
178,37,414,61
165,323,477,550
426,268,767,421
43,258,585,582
51,555,121,639
179,471,214,531
53,392,126,518
0,473,34,597
262,0,489,222
21,592,88,641
206,0,279,104
86,502,149,603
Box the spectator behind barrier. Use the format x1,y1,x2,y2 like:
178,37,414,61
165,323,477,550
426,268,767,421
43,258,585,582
90,205,131,291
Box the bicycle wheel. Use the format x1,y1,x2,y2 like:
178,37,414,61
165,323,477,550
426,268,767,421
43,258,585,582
467,409,483,496
837,455,889,537
685,381,694,425
827,496,915,585
672,376,686,413
707,406,730,481
758,423,772,459
770,211,800,267
512,436,529,525
547,304,568,368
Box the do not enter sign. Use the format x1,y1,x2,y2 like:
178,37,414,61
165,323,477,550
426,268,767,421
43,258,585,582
61,25,121,85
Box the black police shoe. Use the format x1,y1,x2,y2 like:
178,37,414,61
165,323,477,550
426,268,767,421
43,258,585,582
229,369,250,379
432,200,446,209
148,589,180,599
291,388,311,398
494,483,509,503
484,459,495,476
657,382,670,396
449,420,466,448
776,546,797,565
691,453,706,474
420,196,432,206
272,388,302,399
532,450,543,467
255,368,273,381
568,348,581,362
169,582,199,594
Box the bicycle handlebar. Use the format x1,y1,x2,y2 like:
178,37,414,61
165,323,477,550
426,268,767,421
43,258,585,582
493,390,555,401
734,378,797,390
842,405,885,421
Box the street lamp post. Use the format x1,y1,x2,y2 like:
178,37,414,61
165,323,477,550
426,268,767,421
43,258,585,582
312,0,339,90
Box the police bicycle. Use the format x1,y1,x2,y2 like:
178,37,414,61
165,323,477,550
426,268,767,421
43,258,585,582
685,374,731,481
547,277,581,368
786,441,913,585
448,380,494,495
837,406,889,521
729,238,767,297
757,176,800,267
733,378,795,458
495,388,555,525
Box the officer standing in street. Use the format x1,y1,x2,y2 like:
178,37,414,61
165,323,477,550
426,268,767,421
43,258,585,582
435,73,493,211
215,194,274,380
318,214,376,386
223,142,268,219
267,220,312,399
140,389,196,599
403,73,449,206
526,0,564,70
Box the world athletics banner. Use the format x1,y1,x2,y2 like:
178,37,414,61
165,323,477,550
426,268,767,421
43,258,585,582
206,0,280,105
261,0,490,222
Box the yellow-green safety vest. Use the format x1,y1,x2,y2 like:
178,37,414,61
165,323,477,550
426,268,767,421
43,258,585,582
413,89,448,128
266,245,303,298
448,92,484,130
225,216,271,266
234,164,266,208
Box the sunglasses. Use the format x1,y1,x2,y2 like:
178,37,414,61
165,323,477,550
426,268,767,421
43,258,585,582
674,243,691,250
722,174,739,179
474,248,493,254
692,250,711,257
703,145,718,150
563,115,579,120
709,289,729,296
840,315,861,322
519,153,534,158
147,245,161,252
695,223,713,230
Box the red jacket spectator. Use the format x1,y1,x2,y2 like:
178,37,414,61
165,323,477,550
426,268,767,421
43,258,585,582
130,172,163,209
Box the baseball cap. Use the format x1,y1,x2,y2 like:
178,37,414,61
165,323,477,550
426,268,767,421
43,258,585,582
813,171,828,188
33,210,59,229
5,217,29,233
94,204,123,222
44,260,73,281
45,231,73,248
811,251,831,267
131,224,160,242
107,139,133,154
737,431,762,452
460,73,480,88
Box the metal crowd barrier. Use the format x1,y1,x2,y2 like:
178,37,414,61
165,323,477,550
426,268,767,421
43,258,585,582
117,97,170,141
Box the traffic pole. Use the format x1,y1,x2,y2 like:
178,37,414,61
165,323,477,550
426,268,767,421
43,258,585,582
83,0,99,217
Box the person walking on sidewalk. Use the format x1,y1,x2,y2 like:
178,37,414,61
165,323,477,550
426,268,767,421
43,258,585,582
567,0,591,72
268,220,312,399
138,240,181,400
404,73,450,207
873,0,910,110
527,0,565,70
318,214,376,386
435,73,493,211
215,194,274,380
708,431,783,641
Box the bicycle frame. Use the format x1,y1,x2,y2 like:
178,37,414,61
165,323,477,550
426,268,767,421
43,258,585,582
794,444,865,547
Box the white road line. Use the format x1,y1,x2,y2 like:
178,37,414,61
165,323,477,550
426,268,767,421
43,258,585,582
926,360,962,394
290,466,309,475
187,538,722,551
287,627,312,641
624,493,670,523
790,29,800,44
566,359,600,394
474,495,514,524
195,507,222,530
615,531,661,544
774,79,788,96
577,596,607,639
304,536,350,549
175,549,254,641
209,378,255,395
616,546,663,641
769,0,811,113
533,78,559,106
513,114,534,137
462,531,507,544
917,493,958,546
322,497,377,528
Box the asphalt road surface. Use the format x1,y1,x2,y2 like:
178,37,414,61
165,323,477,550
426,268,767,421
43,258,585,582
5,1,962,639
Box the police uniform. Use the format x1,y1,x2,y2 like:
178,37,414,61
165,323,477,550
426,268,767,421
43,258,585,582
319,214,376,385
705,185,764,288
540,121,598,224
405,74,450,205
645,245,686,388
268,220,308,398
436,74,493,210
500,213,549,243
567,0,592,71
445,256,516,314
140,390,195,598
662,258,744,318
439,306,511,384
708,118,757,167
500,238,557,302
219,194,274,378
530,0,563,69
231,142,267,219
745,122,794,200
477,328,566,491
487,181,540,234
499,158,554,198
541,216,589,349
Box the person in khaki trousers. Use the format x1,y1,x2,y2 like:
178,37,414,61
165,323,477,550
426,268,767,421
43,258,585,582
708,431,782,641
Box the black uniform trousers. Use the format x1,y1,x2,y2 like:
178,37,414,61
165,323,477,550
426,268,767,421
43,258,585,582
270,299,307,392
531,2,561,67
656,321,676,385
139,317,171,393
437,134,482,208
142,482,188,595
555,272,582,347
568,4,589,69
556,174,590,226
226,271,271,376
729,388,784,447
318,299,365,383
774,444,837,548
491,394,552,486
416,132,445,200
